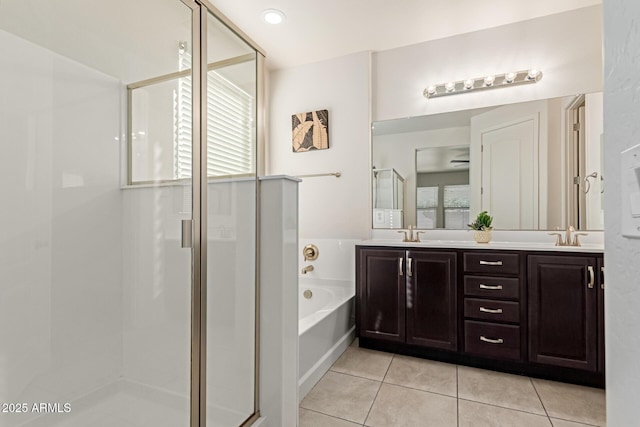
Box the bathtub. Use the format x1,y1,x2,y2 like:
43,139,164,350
298,278,356,400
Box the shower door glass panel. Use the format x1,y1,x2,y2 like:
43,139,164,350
204,11,258,426
0,1,194,426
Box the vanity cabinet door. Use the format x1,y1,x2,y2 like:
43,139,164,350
357,248,406,343
528,255,598,372
598,257,605,373
406,250,457,351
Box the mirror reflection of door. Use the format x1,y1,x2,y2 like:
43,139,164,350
475,115,540,229
568,93,604,230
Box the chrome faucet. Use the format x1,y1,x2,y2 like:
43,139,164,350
548,225,588,247
301,265,314,274
398,225,425,243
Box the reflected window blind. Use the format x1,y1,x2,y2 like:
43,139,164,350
175,44,254,179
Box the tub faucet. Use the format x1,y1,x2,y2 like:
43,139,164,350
301,265,314,274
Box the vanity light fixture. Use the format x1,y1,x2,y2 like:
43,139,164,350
423,69,543,99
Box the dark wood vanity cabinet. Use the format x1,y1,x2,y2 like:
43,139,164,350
356,247,457,351
357,248,406,343
356,245,605,387
528,254,604,373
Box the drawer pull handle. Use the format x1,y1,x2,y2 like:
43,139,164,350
479,284,503,290
480,336,504,344
479,307,503,314
480,260,503,266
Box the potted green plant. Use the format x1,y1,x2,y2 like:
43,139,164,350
468,211,494,243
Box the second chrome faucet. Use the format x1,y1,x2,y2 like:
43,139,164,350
398,225,425,243
549,225,588,247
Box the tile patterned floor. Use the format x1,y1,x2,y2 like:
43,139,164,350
300,339,606,427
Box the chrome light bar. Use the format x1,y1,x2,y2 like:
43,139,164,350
423,69,543,99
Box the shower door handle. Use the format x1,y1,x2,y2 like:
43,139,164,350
181,219,193,249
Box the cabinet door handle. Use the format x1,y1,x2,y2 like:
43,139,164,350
601,266,604,289
398,257,404,276
479,307,503,314
407,257,413,277
480,336,504,344
479,284,503,290
587,266,595,289
480,260,503,266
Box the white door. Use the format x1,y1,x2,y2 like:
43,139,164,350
480,116,539,229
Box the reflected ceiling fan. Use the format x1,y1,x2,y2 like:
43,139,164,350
450,159,470,168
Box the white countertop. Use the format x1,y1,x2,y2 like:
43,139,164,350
357,239,604,253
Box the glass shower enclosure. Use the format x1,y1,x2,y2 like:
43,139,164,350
0,1,261,426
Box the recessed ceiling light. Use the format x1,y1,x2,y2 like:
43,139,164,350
263,9,285,24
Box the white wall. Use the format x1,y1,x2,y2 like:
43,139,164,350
268,52,371,240
0,29,122,424
373,5,603,121
603,1,640,425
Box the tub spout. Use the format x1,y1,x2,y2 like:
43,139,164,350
301,265,314,274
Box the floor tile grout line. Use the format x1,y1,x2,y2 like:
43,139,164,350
530,376,552,422
362,353,394,426
300,407,363,426
381,379,458,399
328,369,387,383
457,397,550,418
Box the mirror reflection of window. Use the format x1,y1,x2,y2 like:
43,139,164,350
443,185,470,229
417,186,438,229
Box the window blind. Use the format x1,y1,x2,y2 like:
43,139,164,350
174,45,254,179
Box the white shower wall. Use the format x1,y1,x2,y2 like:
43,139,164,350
0,28,123,417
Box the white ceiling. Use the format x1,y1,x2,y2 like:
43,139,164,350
209,0,601,69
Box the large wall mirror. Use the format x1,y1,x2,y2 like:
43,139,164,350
372,93,604,231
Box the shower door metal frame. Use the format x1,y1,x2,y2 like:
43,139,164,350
181,1,266,426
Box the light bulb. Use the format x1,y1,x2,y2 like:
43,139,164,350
445,82,455,92
426,85,436,96
484,75,495,87
464,79,474,90
527,69,540,80
505,72,517,83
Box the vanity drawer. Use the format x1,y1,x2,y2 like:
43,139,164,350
465,321,521,361
464,252,520,275
464,276,520,299
464,298,520,323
